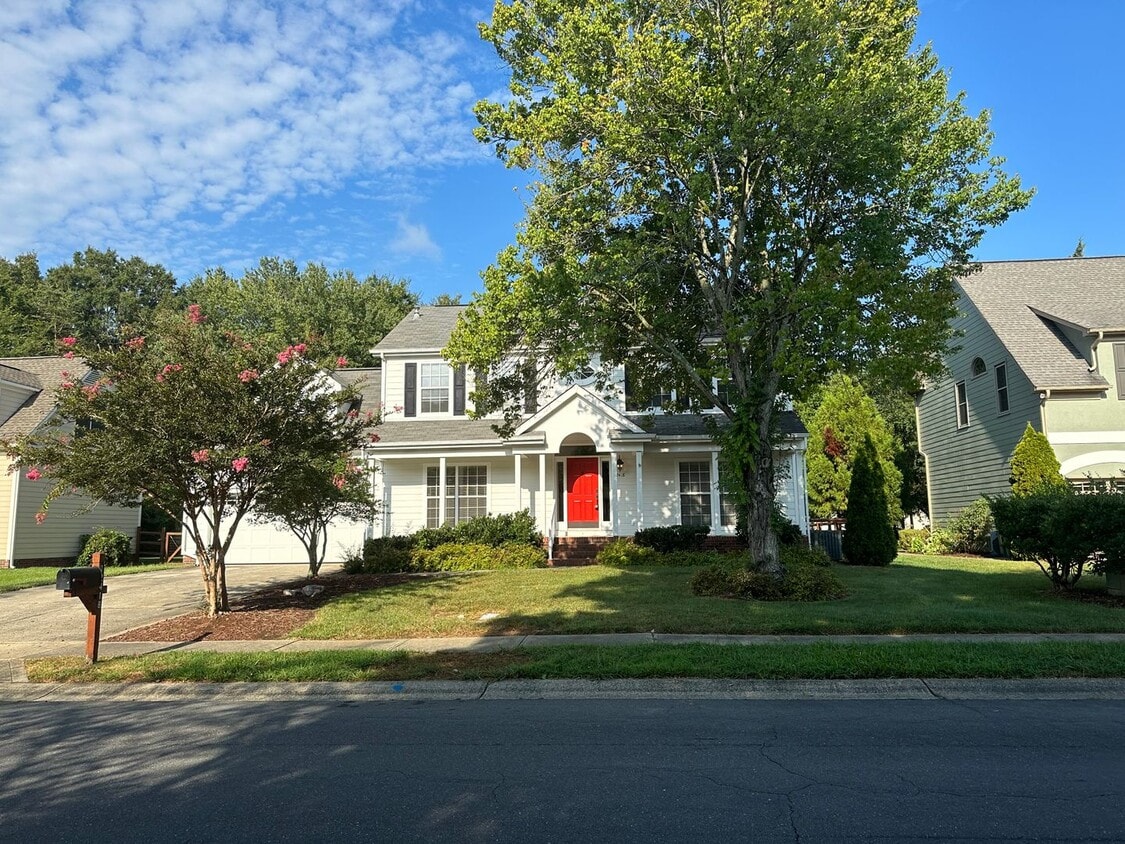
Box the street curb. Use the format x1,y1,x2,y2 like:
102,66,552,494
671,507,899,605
2,677,1123,703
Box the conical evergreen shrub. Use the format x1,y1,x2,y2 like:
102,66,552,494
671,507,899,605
1009,423,1068,497
842,434,897,566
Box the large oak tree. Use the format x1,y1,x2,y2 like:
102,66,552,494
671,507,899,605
447,0,1031,573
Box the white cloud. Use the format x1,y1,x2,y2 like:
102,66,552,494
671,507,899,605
389,216,441,261
0,0,481,268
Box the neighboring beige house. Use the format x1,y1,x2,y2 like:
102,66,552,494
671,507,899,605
0,357,140,568
916,257,1125,524
211,306,810,563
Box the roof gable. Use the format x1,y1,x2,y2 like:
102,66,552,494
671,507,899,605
0,357,94,439
373,306,468,353
958,258,1125,391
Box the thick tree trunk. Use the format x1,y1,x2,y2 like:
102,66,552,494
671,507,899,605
743,447,782,578
198,546,230,617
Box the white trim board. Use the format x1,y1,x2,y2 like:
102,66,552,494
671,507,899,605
1047,430,1125,445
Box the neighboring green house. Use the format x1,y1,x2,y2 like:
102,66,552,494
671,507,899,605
0,357,140,568
916,257,1125,524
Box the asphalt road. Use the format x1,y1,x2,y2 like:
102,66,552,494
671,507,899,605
3,697,1122,843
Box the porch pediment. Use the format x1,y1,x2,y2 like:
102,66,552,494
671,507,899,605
514,385,648,452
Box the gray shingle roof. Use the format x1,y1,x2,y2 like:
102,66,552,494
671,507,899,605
959,258,1125,390
0,357,93,439
332,367,381,417
372,410,806,447
373,306,468,353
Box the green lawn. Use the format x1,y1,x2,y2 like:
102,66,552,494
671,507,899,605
0,563,184,593
296,554,1124,639
28,641,1125,683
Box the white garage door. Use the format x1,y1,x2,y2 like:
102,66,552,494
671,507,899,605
223,519,368,565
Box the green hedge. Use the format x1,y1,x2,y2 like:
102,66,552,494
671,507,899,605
595,538,734,568
78,529,133,567
412,510,541,550
690,545,842,601
344,540,547,574
633,524,710,552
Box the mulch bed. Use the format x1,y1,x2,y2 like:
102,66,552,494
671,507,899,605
107,572,429,642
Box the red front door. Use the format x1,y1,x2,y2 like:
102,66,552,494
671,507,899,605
567,457,600,526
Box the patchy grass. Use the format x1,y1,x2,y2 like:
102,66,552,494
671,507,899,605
0,563,183,593
27,641,1125,683
294,554,1123,639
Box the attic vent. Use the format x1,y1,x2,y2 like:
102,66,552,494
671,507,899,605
971,357,986,377
409,309,422,321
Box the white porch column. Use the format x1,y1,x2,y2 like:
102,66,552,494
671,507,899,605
438,456,447,526
609,450,620,535
710,450,721,532
634,450,644,530
539,453,548,533
514,454,522,512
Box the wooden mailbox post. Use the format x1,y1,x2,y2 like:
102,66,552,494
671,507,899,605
56,551,108,664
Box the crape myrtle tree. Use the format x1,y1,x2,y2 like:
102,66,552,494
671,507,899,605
3,305,368,616
446,0,1031,575
254,451,378,579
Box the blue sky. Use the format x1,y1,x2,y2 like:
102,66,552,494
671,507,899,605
2,1,1123,302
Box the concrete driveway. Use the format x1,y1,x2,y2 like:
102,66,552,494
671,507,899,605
0,564,336,659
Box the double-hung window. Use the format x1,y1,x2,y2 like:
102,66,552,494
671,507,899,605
426,465,488,526
955,381,969,428
679,461,712,526
995,363,1009,414
420,364,450,414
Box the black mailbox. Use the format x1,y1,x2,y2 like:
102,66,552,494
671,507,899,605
56,566,104,593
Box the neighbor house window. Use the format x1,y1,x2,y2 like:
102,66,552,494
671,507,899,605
971,357,986,377
995,363,1009,413
420,364,450,414
955,381,969,428
679,461,712,526
425,465,488,526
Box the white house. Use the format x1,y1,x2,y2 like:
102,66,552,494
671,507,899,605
219,306,810,563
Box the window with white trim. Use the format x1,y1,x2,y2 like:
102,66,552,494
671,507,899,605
420,363,450,414
955,381,969,428
679,461,712,526
425,465,488,526
995,363,1009,414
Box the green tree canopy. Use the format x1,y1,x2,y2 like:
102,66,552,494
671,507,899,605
798,374,902,522
3,305,369,616
180,258,418,366
1009,422,1068,497
449,0,1030,573
0,248,176,354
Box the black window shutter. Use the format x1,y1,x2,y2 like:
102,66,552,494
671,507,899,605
453,364,466,416
404,363,417,417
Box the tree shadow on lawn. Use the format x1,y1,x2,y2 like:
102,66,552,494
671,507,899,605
325,560,1125,638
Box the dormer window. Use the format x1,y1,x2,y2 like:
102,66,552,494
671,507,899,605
971,357,986,377
403,361,466,417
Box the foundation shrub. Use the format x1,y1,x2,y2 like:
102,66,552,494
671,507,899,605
634,524,710,552
690,552,845,601
897,528,929,553
410,542,547,572
595,538,661,567
412,510,542,550
946,498,995,555
78,529,134,567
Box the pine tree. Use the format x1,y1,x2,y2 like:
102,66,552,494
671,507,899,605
1009,423,1068,497
842,434,897,566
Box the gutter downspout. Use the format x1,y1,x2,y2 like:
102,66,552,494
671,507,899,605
1089,330,1104,374
1039,388,1051,436
6,470,19,568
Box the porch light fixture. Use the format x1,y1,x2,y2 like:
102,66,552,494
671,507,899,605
616,457,625,476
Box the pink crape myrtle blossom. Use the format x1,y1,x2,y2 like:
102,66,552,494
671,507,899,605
276,342,310,365
368,432,381,443
336,357,348,367
332,474,346,490
192,449,210,463
231,457,249,473
238,369,259,383
187,304,206,324
62,351,75,359
25,467,41,481
125,336,145,350
35,512,46,524
276,349,292,365
60,336,77,347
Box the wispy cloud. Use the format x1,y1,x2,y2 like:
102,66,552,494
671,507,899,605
0,0,480,273
389,216,442,261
